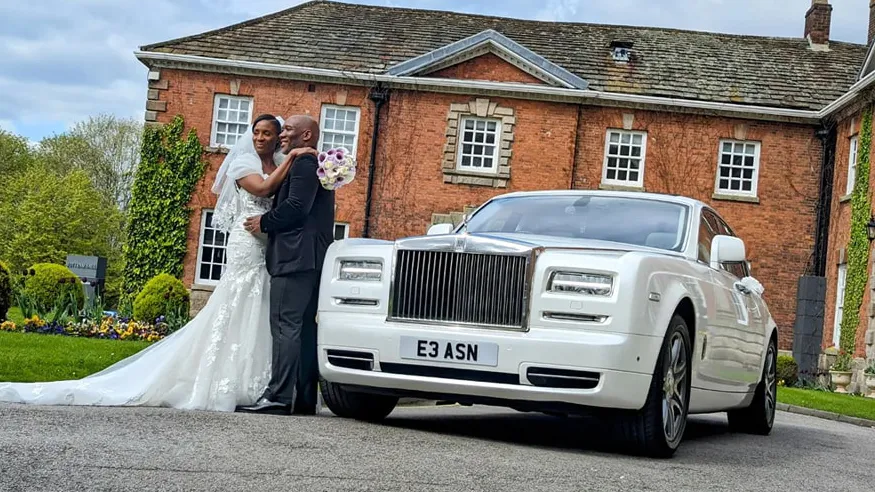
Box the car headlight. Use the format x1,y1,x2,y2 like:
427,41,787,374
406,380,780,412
339,260,382,281
548,272,613,296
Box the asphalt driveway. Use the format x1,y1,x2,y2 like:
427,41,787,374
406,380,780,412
1,403,873,491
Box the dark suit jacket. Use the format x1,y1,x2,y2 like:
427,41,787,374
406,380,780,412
260,153,335,277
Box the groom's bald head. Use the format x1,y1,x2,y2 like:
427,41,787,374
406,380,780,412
279,114,320,153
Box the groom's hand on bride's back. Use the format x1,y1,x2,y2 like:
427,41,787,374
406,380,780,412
243,215,262,234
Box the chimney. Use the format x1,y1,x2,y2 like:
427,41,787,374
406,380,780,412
804,0,832,46
869,0,875,46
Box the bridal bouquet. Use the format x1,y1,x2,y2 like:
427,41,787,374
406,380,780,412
316,147,356,190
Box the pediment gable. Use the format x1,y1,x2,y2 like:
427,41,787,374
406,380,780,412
386,29,588,89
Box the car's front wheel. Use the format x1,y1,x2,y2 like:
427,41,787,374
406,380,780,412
727,336,777,435
615,313,691,458
319,378,398,422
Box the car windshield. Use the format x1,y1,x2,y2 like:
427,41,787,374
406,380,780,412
464,194,690,251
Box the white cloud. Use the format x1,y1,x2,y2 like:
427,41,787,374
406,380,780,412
0,119,17,134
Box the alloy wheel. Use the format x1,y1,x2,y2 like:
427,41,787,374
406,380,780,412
662,330,688,446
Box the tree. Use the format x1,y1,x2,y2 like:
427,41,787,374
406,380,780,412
0,130,35,177
37,114,143,211
0,164,125,303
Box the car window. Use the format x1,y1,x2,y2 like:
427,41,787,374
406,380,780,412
697,212,718,263
703,208,750,279
464,194,690,252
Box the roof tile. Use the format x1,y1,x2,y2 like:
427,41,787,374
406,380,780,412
140,0,868,110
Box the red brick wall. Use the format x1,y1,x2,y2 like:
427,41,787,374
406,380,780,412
152,69,373,288
428,53,546,85
366,89,578,239
570,108,821,349
152,56,823,350
824,112,870,357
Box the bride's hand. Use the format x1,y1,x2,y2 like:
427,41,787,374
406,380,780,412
283,147,319,166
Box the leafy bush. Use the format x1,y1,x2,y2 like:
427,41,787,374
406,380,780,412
777,354,799,386
133,273,190,325
21,263,85,313
0,261,11,320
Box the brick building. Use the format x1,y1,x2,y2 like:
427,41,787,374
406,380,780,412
135,0,869,352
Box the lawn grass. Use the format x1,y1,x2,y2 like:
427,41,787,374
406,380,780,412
6,306,24,325
0,331,152,383
777,386,875,421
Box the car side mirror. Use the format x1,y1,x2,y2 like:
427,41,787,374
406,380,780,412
427,223,454,236
710,235,745,269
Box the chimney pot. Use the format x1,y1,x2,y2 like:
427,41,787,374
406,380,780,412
804,0,832,46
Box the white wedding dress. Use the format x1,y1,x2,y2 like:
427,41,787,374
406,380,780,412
0,182,276,412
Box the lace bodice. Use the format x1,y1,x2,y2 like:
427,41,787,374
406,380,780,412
223,184,273,277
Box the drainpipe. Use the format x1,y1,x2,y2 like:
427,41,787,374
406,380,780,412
363,85,389,238
812,122,836,277
569,104,583,189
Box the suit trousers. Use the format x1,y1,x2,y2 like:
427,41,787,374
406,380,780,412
262,269,320,410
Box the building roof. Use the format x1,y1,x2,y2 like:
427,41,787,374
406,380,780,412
140,0,868,111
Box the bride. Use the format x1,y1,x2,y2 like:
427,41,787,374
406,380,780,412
0,114,317,412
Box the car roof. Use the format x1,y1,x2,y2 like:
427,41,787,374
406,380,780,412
489,189,705,209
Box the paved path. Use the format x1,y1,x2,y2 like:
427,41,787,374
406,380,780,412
1,403,874,491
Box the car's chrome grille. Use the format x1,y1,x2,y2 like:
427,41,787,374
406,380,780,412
389,250,529,329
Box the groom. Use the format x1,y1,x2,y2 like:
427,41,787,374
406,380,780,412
238,114,335,415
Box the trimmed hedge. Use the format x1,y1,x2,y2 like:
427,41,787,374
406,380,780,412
21,263,85,312
133,273,190,324
0,261,11,320
777,354,799,387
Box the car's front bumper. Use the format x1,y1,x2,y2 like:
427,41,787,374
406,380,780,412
317,313,664,411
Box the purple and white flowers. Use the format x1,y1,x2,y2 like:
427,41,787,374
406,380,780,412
316,147,356,191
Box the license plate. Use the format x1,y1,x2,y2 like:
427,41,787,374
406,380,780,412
399,336,498,367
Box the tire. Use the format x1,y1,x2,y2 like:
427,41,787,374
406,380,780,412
319,378,398,422
614,313,692,458
727,337,777,435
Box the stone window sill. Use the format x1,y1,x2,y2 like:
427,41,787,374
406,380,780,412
712,193,760,204
839,193,852,203
443,168,509,188
598,183,646,192
205,147,230,154
191,283,217,292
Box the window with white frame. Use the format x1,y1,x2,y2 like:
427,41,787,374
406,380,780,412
211,95,253,148
196,209,228,284
716,140,760,197
833,263,847,348
603,130,646,187
457,116,501,173
847,135,859,195
319,105,360,155
333,222,349,241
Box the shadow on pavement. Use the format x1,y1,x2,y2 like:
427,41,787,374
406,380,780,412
378,406,832,462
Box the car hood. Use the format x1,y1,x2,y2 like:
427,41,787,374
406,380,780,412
410,232,679,257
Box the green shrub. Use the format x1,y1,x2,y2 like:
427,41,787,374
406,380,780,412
0,261,12,320
133,273,190,324
21,263,85,313
777,354,799,386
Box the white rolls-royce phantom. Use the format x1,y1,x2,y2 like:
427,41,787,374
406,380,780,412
316,190,778,458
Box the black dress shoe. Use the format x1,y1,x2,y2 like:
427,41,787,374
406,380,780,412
235,398,292,415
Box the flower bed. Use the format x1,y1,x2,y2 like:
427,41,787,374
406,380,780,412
0,315,170,342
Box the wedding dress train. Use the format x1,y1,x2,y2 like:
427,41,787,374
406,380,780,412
0,186,275,412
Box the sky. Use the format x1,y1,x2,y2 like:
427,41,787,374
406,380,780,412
1,0,872,142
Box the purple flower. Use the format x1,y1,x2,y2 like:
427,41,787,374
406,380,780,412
318,153,327,162
317,167,327,178
327,149,336,155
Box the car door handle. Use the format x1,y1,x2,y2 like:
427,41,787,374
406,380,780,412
734,282,751,295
